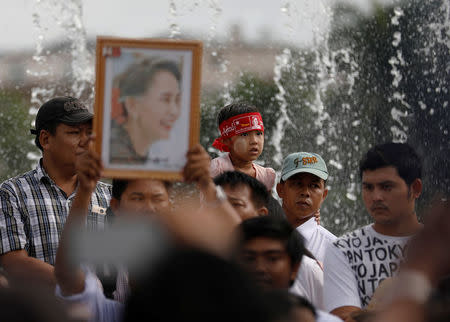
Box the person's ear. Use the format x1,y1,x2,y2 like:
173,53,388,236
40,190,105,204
257,206,268,216
322,188,328,200
39,129,51,150
109,198,121,215
410,178,422,199
276,183,285,199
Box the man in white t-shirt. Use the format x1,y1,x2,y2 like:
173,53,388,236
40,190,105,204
323,143,423,321
276,152,336,263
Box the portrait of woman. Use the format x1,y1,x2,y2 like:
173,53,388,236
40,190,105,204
94,37,202,179
109,57,182,164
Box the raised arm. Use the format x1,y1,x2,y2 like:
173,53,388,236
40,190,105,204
184,144,241,223
54,138,103,296
161,143,241,257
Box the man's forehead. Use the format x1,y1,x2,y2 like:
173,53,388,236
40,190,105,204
362,166,403,183
244,237,286,250
124,179,168,194
287,172,322,182
222,183,252,197
59,120,92,128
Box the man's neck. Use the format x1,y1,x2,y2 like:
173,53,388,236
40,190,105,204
372,213,422,237
283,207,314,229
42,157,78,197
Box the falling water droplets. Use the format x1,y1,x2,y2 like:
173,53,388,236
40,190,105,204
280,3,290,13
391,7,404,26
168,0,181,38
419,101,427,110
389,4,410,143
392,32,401,47
271,48,292,166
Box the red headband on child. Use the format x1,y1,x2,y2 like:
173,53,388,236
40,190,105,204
212,112,264,152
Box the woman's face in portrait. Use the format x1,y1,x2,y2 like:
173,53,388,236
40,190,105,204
130,70,181,141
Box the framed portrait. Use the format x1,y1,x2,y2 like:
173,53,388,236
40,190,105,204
93,36,202,180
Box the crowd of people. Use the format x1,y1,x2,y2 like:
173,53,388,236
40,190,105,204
0,97,448,322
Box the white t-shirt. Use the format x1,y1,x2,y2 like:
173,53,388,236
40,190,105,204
297,217,337,263
56,270,123,322
290,255,324,310
323,224,412,312
317,310,343,322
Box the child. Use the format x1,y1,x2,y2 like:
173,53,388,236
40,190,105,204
211,102,276,191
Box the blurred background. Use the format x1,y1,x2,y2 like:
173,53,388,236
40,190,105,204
0,0,448,235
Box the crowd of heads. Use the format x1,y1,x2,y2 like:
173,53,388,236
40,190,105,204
0,95,448,322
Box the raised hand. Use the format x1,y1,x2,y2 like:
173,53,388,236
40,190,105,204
75,135,103,193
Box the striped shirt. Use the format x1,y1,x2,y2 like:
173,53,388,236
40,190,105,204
0,160,111,265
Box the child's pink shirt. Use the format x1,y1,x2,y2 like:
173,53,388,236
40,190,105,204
210,153,276,191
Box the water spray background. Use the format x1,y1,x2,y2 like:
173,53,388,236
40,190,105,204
0,0,448,235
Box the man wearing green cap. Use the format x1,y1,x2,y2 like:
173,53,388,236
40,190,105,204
276,152,336,311
276,152,336,263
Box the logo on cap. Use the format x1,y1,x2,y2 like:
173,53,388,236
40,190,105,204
63,99,87,112
294,156,318,168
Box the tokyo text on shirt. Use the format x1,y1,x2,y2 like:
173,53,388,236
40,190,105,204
323,224,412,311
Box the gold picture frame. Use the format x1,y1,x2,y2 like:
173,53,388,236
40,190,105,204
93,36,202,180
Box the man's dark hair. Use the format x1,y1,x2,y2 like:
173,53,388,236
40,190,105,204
217,102,259,126
125,248,271,322
238,216,305,265
287,294,317,318
214,171,270,209
112,179,172,200
359,142,422,185
259,291,317,322
266,196,286,219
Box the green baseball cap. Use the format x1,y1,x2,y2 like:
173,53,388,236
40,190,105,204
281,152,328,181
